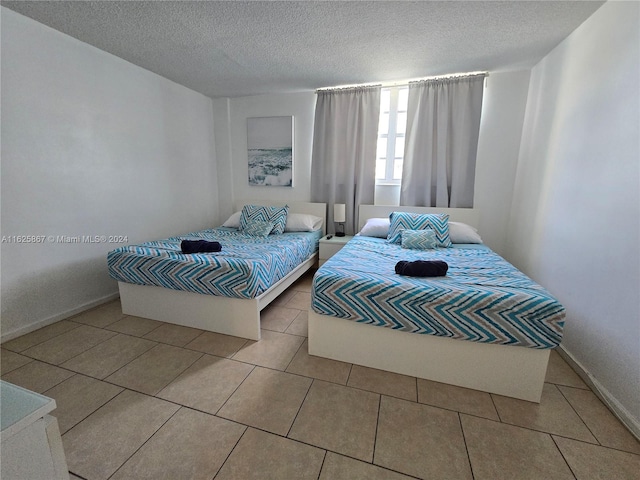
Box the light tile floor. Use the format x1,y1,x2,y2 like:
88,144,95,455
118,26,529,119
2,270,639,480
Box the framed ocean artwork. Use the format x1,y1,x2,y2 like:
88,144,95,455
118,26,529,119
247,116,293,187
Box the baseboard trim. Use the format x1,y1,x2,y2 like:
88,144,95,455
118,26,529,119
1,292,120,343
557,345,640,441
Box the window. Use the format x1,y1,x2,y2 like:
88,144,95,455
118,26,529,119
375,86,408,184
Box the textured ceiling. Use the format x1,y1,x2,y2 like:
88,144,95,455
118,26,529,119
1,1,605,98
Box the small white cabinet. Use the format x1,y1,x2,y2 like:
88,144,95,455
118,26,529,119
319,235,353,266
1,381,69,480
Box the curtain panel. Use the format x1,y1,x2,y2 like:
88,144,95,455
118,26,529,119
310,85,381,235
400,74,485,208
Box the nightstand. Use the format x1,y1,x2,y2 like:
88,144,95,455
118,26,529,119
319,234,353,266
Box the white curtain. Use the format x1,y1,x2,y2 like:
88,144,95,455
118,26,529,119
310,85,381,235
400,74,485,208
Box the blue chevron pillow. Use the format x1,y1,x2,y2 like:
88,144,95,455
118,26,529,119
387,212,452,247
239,204,289,235
241,219,274,237
401,229,437,250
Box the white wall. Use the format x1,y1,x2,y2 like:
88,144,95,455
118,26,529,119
213,97,234,221
215,73,530,256
0,8,219,340
474,71,530,256
214,92,316,220
507,1,639,432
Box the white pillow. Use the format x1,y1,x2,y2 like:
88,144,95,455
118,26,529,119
221,211,241,228
285,213,323,232
449,222,483,244
359,218,390,238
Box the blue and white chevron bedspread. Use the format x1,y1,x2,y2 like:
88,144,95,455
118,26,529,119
311,236,565,349
108,228,321,298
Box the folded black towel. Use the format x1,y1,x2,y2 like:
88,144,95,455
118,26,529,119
180,240,222,254
395,260,448,277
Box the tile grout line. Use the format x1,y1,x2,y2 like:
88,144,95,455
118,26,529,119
489,392,502,422
260,304,302,334
314,450,328,480
285,377,315,438
345,362,354,385
42,375,123,436
551,434,640,457
138,320,172,341
68,469,89,480
1,321,84,354
490,382,600,446
60,388,129,439
105,398,183,480
218,424,372,479
212,364,257,416
242,420,422,480
99,342,192,388
1,360,76,394
556,383,604,447
0,353,34,376
149,348,205,397
550,434,579,480
211,423,251,479
458,412,477,480
283,336,307,372
64,333,159,380
95,348,205,399
372,393,382,468
442,410,619,453
200,359,420,474
17,325,120,368
544,383,598,445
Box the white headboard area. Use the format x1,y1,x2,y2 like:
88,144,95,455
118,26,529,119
358,205,479,231
234,199,327,234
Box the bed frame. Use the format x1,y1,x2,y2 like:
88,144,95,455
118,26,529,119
308,205,550,402
118,200,326,341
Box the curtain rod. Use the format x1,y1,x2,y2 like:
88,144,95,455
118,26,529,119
408,71,488,85
317,71,489,92
316,84,382,93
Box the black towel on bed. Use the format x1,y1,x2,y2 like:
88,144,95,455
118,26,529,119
180,240,222,254
395,260,448,277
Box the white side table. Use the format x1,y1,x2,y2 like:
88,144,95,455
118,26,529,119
1,381,69,480
319,234,353,266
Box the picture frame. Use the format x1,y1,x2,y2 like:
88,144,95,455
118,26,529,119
247,116,294,187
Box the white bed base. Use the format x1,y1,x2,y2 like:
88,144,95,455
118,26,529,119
308,204,550,402
309,312,549,402
118,201,326,341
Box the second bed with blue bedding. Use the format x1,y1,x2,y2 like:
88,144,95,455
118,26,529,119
109,227,322,298
312,235,565,349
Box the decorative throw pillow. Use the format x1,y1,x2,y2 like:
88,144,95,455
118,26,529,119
241,219,274,237
239,204,289,235
359,218,391,238
401,229,437,250
387,212,452,247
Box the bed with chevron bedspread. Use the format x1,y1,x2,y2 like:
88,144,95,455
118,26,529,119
308,205,563,402
312,236,565,349
108,227,322,298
